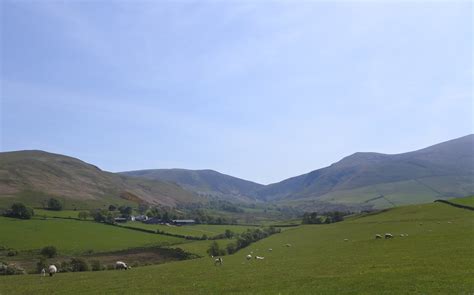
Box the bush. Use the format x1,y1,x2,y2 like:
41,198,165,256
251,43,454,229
36,257,47,273
5,203,34,219
70,258,89,272
90,260,103,271
78,211,90,220
0,263,26,275
7,250,18,257
47,198,63,211
40,246,57,258
207,241,226,257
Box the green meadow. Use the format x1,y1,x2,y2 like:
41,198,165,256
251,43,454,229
0,217,184,254
122,223,256,237
1,199,472,294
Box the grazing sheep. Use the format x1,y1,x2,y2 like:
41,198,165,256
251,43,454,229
385,233,393,239
214,257,223,266
268,248,272,252
40,268,46,277
115,261,130,270
246,254,252,260
375,234,383,239
344,239,349,242
285,244,292,247
255,256,264,260
400,234,405,237
48,265,57,277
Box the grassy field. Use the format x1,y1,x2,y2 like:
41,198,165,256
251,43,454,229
1,200,473,294
121,223,256,237
449,195,474,207
0,217,184,254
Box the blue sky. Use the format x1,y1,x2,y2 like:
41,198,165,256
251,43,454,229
1,1,472,184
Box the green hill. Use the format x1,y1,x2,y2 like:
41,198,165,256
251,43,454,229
259,134,474,209
0,150,201,208
121,169,263,203
1,199,472,294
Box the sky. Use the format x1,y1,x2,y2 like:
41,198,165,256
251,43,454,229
1,1,472,184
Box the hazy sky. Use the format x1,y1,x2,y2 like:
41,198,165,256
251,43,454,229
1,1,472,184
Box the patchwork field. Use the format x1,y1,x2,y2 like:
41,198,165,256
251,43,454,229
1,199,472,294
0,217,184,254
122,223,256,238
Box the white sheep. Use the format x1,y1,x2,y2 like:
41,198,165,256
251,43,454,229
40,268,46,276
214,257,223,266
375,234,383,239
385,233,393,239
48,265,57,277
115,261,130,270
246,254,252,260
255,256,264,260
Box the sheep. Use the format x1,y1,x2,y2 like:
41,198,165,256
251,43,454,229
375,234,383,239
268,248,272,252
285,244,292,247
246,254,252,260
40,268,46,277
344,239,349,242
255,256,264,260
115,261,130,270
400,234,405,237
48,265,57,277
214,257,223,266
385,233,393,239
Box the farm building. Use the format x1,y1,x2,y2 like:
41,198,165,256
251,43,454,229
131,215,148,222
143,217,163,224
172,219,196,226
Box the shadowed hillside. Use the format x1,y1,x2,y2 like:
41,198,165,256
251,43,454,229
258,134,474,209
121,169,263,203
0,150,201,207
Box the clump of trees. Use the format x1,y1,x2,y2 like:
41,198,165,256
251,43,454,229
207,227,281,256
40,246,57,258
90,209,116,224
301,211,347,224
3,203,34,219
47,198,63,211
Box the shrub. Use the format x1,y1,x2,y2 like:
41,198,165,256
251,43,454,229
207,241,226,257
47,198,63,211
90,260,103,271
70,258,89,272
36,257,47,273
5,203,34,219
0,263,26,275
40,246,57,258
78,211,90,220
7,250,18,257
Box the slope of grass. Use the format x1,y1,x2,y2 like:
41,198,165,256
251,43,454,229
2,202,472,294
449,195,474,207
0,217,184,254
121,223,255,238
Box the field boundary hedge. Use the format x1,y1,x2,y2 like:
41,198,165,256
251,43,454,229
434,199,474,211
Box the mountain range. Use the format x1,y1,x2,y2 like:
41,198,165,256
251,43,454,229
0,134,472,210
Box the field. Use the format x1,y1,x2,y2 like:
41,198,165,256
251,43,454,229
121,223,256,237
0,217,184,254
1,200,473,294
449,195,474,207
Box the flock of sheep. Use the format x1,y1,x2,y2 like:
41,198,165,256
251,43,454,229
214,243,292,266
41,261,130,277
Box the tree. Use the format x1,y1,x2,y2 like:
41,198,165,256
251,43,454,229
7,203,34,219
78,211,89,220
47,198,63,211
70,258,89,272
224,229,234,239
108,205,116,211
41,246,58,258
138,204,149,215
118,206,133,218
207,241,225,257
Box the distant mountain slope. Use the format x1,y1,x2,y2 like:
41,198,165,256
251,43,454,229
0,151,200,207
257,134,474,208
121,169,263,203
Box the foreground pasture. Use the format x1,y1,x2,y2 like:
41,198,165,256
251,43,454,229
1,202,473,294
